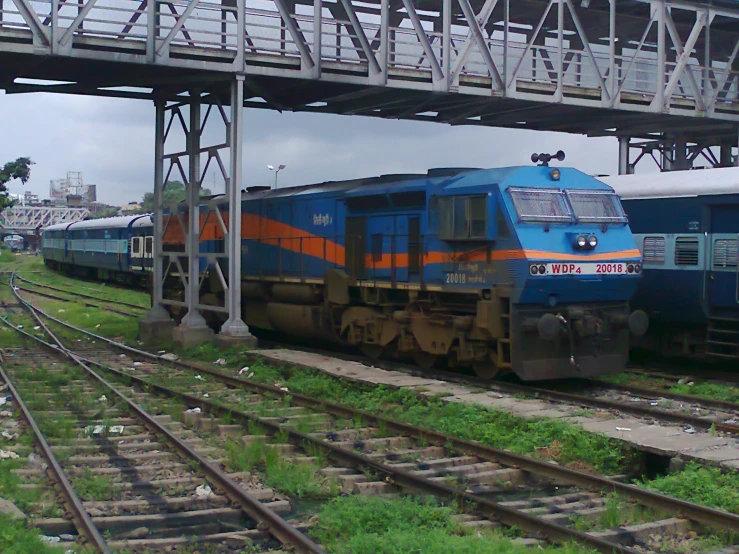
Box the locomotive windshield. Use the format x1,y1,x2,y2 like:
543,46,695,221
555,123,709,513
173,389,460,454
508,187,573,223
565,190,628,224
508,187,629,225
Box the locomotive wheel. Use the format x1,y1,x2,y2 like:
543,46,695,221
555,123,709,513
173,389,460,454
361,343,385,360
472,360,500,380
413,352,440,370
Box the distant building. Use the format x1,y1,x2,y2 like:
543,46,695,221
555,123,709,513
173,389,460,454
120,202,141,215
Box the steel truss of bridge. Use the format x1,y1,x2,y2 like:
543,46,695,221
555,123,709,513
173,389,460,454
0,206,90,235
1,0,739,343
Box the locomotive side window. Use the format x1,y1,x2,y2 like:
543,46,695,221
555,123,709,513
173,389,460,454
642,236,666,265
674,237,699,266
508,187,572,223
439,195,487,240
145,237,153,257
565,190,628,224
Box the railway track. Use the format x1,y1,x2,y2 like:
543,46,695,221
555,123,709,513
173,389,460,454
236,338,739,440
13,274,147,316
9,280,739,553
0,293,324,552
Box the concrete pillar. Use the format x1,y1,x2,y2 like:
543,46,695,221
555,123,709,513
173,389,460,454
217,75,257,349
173,91,214,346
618,137,630,175
139,98,175,344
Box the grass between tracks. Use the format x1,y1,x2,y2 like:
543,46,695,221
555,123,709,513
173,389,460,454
8,256,739,521
311,495,596,554
604,371,739,404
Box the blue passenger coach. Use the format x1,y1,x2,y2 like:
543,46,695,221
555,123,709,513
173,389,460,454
42,214,154,285
602,167,739,360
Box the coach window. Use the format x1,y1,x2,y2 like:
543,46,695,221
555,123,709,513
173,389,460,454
674,237,699,266
132,237,143,257
642,236,665,265
439,196,487,240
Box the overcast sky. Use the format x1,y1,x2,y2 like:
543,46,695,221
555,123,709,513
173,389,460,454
1,89,632,207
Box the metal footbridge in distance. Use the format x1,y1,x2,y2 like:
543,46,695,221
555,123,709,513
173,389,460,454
1,0,739,343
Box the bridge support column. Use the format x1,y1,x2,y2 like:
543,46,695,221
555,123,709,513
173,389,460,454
618,137,631,175
173,91,214,347
139,98,175,345
216,75,257,349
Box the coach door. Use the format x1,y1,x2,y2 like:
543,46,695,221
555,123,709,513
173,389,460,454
707,206,739,310
345,216,366,280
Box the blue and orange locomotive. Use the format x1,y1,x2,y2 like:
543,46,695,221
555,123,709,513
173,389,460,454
44,154,648,380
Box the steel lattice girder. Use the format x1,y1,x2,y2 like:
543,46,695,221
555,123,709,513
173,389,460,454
0,206,90,233
0,0,738,140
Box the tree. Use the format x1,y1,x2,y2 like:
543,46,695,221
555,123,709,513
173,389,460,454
90,207,120,219
0,157,34,213
139,180,212,213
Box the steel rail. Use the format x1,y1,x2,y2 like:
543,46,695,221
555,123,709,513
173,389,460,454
12,284,140,318
0,356,112,554
249,339,739,436
22,301,739,535
70,350,640,554
14,274,147,311
6,280,327,554
586,378,739,413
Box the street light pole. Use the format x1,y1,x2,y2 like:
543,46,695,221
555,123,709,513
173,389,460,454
267,164,286,187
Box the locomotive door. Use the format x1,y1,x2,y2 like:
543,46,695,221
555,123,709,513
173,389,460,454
345,216,366,280
394,216,410,282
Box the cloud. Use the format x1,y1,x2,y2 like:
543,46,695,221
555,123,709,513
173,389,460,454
1,90,621,206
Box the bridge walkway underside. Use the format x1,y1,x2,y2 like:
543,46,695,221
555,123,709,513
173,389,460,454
0,0,738,142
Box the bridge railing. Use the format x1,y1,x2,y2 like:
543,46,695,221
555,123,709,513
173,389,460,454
1,0,738,116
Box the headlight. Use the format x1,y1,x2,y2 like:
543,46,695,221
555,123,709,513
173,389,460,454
530,264,539,275
576,235,587,248
588,235,598,248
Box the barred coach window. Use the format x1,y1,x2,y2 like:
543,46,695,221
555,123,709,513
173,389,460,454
438,196,487,240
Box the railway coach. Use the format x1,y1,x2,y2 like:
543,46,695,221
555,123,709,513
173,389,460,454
162,154,648,381
42,214,154,285
601,166,739,362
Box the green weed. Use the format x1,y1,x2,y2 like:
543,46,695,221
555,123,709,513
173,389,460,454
309,495,595,554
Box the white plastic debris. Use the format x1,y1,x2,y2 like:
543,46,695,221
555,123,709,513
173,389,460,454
238,367,249,375
2,431,18,440
157,350,166,354
57,309,65,313
28,453,46,469
280,387,289,392
185,407,201,414
40,536,60,544
615,427,632,432
85,425,106,436
195,484,212,498
0,411,12,418
203,393,209,398
33,326,40,331
160,353,179,361
684,426,696,434
94,324,100,328
109,426,124,435
214,358,226,365
0,397,8,407
195,375,203,380
0,449,19,459
98,395,107,403
119,354,127,358
133,362,142,366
